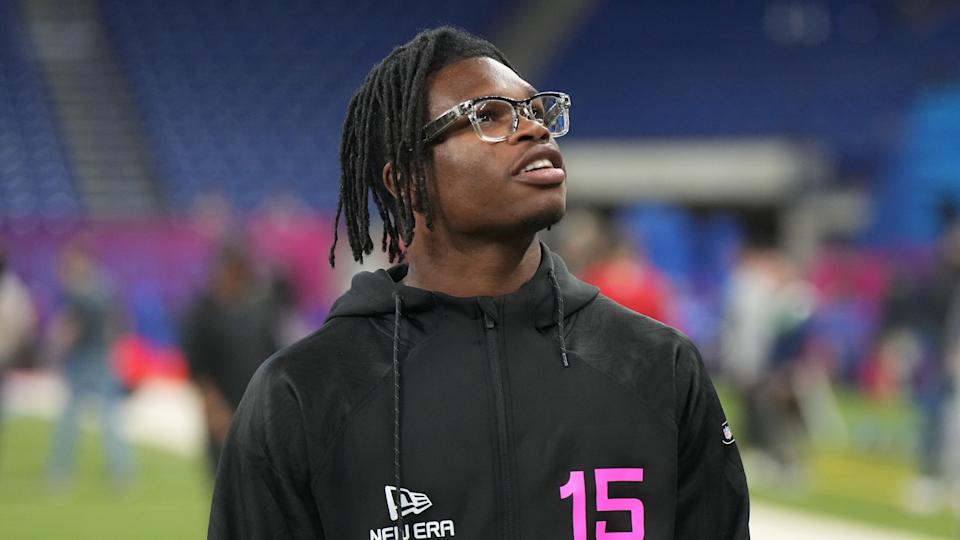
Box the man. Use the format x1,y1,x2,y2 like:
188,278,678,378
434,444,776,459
210,27,749,539
896,209,960,514
47,241,131,488
181,241,280,474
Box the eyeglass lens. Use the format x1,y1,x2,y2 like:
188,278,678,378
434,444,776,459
473,95,567,139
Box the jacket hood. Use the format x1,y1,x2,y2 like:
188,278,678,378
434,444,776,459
326,241,599,332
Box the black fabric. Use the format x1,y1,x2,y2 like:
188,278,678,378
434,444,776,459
181,293,279,410
209,242,750,539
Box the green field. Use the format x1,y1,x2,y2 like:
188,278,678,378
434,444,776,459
754,449,957,538
718,385,959,539
0,417,211,539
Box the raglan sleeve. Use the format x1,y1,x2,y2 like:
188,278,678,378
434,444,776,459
673,337,750,539
207,357,325,540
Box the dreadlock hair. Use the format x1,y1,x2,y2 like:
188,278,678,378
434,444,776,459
329,26,516,267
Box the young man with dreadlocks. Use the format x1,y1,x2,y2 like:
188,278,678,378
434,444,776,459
209,27,749,539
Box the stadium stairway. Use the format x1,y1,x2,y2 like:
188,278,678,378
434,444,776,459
18,0,162,217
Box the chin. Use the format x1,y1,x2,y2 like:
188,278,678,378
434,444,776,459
520,201,566,232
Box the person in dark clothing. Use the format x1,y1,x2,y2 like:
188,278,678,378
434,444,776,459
886,209,960,513
182,241,280,474
209,27,749,539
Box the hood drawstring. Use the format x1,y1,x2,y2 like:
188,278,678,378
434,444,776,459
391,291,404,535
548,269,570,367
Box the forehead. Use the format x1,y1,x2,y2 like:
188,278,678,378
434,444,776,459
426,56,536,117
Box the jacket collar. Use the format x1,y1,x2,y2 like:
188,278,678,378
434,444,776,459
326,241,599,333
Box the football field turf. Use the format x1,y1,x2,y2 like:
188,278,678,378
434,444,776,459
0,417,210,539
718,386,959,539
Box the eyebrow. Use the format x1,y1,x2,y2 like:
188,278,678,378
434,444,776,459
484,82,538,101
475,86,538,101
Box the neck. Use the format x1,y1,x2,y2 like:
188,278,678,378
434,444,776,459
402,232,542,297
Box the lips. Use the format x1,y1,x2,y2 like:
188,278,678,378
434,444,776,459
511,146,565,186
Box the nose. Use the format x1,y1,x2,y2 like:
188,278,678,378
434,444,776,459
509,111,551,143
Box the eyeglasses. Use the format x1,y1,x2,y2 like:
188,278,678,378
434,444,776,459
422,91,571,143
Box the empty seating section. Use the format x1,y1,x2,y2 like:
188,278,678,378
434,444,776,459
539,1,960,161
100,0,504,211
4,0,959,219
0,0,79,221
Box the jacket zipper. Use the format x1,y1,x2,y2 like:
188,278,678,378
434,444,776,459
483,306,518,539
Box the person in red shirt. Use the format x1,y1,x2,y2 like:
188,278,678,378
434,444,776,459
581,235,675,325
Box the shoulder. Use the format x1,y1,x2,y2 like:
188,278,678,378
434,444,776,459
569,293,703,420
258,315,394,382
231,316,397,461
241,314,396,426
575,293,698,360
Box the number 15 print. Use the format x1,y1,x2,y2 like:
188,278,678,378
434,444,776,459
559,468,645,540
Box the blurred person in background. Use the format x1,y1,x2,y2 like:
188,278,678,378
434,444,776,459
891,206,960,514
46,239,132,489
542,207,604,275
933,211,960,519
722,243,814,488
268,270,312,348
580,225,676,326
209,27,748,539
180,240,279,475
0,242,38,456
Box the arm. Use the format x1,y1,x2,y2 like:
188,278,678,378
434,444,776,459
196,378,234,444
180,306,232,444
208,360,324,540
674,339,750,539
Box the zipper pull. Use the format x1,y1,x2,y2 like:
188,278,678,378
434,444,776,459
484,312,496,329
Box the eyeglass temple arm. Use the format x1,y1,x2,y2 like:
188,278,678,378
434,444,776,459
421,102,470,143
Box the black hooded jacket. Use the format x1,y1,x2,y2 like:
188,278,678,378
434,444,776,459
209,242,750,539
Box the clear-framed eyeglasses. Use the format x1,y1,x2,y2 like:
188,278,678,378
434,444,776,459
421,91,571,144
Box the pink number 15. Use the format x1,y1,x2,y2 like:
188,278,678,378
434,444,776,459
559,468,645,540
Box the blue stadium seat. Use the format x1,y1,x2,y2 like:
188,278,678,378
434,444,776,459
0,1,79,221
101,0,510,211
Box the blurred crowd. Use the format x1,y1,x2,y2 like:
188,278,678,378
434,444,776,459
0,200,958,517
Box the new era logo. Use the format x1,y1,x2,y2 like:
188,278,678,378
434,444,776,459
384,486,433,521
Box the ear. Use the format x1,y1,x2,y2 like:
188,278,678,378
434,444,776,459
382,161,398,199
383,161,424,212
